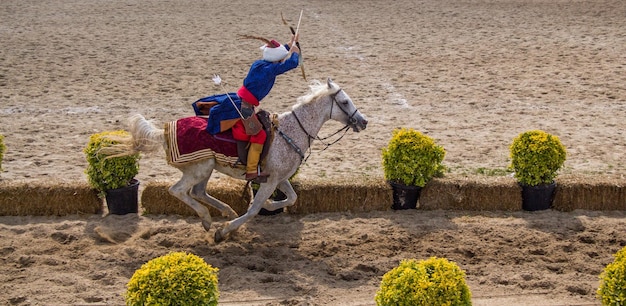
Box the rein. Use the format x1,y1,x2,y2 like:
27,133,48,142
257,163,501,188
280,89,358,163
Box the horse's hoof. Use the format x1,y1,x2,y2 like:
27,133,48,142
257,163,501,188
201,220,211,232
222,211,238,220
214,229,225,244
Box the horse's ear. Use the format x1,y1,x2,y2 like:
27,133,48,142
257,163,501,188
327,78,333,88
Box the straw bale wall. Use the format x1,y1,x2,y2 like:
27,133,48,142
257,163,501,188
0,180,101,216
288,177,391,214
552,174,626,211
1,174,625,216
140,178,252,216
419,176,521,211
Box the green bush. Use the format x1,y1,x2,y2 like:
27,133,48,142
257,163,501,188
84,130,140,197
381,128,446,187
0,134,5,171
375,257,472,306
509,130,566,186
597,246,626,305
125,252,219,306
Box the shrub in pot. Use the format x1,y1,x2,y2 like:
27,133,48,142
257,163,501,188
597,245,626,305
509,130,566,211
125,251,219,306
84,130,140,214
381,128,446,209
375,257,472,306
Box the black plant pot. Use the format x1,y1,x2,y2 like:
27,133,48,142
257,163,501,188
105,179,139,215
521,181,556,211
389,181,422,210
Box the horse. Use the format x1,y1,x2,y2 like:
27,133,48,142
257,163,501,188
122,78,367,243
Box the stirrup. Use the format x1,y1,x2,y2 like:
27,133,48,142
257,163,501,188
246,171,269,183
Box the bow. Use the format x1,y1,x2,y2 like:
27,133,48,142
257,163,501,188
282,10,307,81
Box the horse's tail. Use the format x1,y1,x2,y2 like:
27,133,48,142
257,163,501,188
93,114,163,160
126,114,165,154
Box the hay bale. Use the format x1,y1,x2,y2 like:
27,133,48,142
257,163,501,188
143,176,391,216
0,180,101,216
141,178,251,216
419,175,521,211
553,174,626,211
289,177,391,214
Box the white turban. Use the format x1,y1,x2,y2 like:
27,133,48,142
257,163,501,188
261,44,289,62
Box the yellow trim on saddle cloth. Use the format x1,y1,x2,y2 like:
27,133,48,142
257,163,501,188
163,121,243,169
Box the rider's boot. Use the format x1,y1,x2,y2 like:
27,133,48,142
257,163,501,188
245,143,269,182
235,141,249,167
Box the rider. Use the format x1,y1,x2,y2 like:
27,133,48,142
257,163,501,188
234,34,300,181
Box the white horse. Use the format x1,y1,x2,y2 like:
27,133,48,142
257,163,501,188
124,78,367,243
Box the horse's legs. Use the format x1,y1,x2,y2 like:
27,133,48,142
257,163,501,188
214,182,276,243
169,165,214,232
261,180,298,212
190,178,239,220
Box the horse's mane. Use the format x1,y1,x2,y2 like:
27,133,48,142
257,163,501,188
293,79,340,109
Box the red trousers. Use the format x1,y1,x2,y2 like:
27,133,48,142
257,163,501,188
232,118,266,144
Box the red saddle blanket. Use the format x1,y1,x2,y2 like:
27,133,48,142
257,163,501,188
164,116,240,166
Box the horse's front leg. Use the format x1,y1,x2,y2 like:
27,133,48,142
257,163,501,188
214,182,275,243
261,180,298,212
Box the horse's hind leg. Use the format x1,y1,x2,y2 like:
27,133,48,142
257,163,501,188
169,165,214,231
190,178,239,220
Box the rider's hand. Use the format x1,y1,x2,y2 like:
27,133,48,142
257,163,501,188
290,43,300,54
289,33,299,48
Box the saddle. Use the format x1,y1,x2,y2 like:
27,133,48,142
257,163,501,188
163,110,276,170
233,110,274,168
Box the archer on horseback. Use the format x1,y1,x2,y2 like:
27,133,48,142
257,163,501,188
191,33,301,182
233,33,300,181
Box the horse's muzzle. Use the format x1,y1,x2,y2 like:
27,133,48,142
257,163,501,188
351,117,368,132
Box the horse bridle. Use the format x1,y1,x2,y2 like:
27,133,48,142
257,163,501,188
279,89,361,162
328,89,360,127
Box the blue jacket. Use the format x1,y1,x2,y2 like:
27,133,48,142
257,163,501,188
193,46,299,134
242,50,299,104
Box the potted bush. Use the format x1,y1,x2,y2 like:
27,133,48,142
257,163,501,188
597,245,626,305
84,130,140,215
126,251,219,305
375,257,472,305
381,128,446,209
509,130,566,211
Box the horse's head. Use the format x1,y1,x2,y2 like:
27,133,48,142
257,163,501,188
326,78,368,132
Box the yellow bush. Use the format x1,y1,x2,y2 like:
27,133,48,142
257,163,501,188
598,246,626,305
125,252,219,306
375,257,471,306
381,128,446,187
84,130,140,197
509,130,566,186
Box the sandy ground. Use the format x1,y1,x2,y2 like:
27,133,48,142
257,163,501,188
2,210,626,305
1,0,626,305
